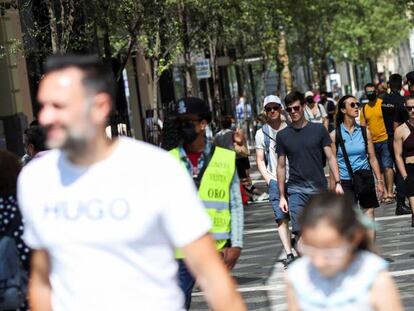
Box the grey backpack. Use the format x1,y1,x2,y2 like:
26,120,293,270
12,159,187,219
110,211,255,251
0,217,28,310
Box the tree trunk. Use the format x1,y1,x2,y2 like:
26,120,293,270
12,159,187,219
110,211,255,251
177,0,193,96
44,0,59,52
278,31,292,92
209,39,221,123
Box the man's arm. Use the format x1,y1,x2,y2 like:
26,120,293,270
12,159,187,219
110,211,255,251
183,234,247,311
256,149,270,184
328,130,337,191
29,250,52,311
277,154,288,212
225,173,244,270
324,145,344,194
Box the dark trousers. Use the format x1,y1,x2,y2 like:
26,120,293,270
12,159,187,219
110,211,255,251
178,259,196,310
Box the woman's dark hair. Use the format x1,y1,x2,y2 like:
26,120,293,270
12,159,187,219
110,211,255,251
160,116,182,151
284,90,305,107
0,150,22,197
299,192,373,252
24,125,47,152
335,95,355,129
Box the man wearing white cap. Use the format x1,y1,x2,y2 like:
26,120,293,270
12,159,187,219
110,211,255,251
304,91,328,130
255,95,294,267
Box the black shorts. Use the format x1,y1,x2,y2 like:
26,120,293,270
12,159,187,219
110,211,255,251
236,157,250,179
341,179,379,209
404,164,414,197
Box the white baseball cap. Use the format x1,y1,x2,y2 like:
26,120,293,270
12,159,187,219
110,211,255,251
305,91,314,98
263,95,283,108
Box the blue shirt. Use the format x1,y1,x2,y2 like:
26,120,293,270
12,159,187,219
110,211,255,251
337,124,370,180
177,143,244,248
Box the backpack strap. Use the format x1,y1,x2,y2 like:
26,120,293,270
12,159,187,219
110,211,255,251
360,125,368,157
262,124,271,170
337,125,354,179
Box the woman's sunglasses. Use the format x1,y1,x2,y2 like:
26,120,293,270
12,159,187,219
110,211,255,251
348,102,360,108
286,106,301,113
406,106,414,111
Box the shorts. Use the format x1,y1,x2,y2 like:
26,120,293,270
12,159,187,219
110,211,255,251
374,140,393,170
404,164,414,197
341,179,379,209
268,179,289,221
287,190,313,235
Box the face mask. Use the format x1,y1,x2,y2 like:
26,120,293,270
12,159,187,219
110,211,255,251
306,96,314,104
180,122,198,144
366,92,377,101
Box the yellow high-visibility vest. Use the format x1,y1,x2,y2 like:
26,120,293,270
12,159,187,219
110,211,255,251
169,146,236,258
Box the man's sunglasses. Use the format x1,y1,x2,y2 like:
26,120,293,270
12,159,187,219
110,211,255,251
349,102,360,108
286,106,301,113
265,106,281,112
406,106,414,111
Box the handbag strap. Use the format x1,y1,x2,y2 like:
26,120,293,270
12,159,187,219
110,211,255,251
336,125,354,179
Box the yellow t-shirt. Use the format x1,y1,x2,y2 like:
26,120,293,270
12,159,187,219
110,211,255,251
359,98,388,143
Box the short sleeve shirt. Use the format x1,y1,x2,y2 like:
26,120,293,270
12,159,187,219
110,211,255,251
276,122,331,193
255,123,287,180
359,98,388,143
18,137,211,311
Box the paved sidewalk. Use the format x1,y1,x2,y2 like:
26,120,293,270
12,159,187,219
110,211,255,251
191,175,414,310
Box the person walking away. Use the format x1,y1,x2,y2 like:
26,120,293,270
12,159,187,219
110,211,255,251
329,95,385,242
319,91,336,132
285,193,403,311
168,97,244,310
255,95,293,267
383,74,411,215
304,91,328,130
17,54,246,311
394,94,414,227
276,91,343,247
0,150,30,311
360,83,395,204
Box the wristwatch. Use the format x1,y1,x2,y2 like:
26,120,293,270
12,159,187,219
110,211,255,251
335,180,341,185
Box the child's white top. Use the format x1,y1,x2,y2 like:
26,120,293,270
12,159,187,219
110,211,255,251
287,250,387,311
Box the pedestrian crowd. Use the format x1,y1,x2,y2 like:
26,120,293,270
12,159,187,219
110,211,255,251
0,53,412,311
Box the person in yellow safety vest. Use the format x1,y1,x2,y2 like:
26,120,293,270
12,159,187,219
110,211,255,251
168,97,244,310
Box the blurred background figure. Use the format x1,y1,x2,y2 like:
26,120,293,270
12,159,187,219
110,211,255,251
304,91,328,130
22,125,48,165
0,150,30,311
286,193,402,311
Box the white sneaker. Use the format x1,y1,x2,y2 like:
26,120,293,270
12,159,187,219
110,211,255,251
254,192,269,202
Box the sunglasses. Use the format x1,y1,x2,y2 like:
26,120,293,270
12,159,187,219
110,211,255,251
349,102,360,108
286,106,301,113
265,106,281,112
406,106,414,111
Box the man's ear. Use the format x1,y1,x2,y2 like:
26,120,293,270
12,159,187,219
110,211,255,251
91,93,112,125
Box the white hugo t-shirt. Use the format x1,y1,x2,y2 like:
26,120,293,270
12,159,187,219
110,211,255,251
17,137,211,311
255,123,287,180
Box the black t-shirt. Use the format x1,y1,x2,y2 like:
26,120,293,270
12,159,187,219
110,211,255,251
381,91,408,135
276,122,331,193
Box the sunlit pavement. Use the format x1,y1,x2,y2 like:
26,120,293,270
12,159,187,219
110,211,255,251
191,163,414,310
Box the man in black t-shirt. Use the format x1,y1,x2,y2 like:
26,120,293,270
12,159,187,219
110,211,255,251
276,91,344,240
382,74,411,215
